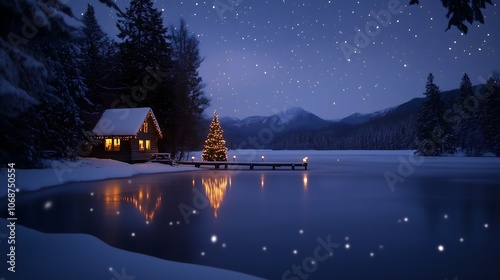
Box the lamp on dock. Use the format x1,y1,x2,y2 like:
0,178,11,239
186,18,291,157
303,157,308,163
191,156,195,162
233,155,236,162
261,156,264,162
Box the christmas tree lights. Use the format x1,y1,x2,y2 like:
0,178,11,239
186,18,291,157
202,111,228,161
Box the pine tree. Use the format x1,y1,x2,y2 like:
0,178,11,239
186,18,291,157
409,0,493,34
416,73,455,156
80,4,117,125
202,112,228,161
37,39,88,159
167,18,209,159
457,73,481,156
0,0,78,166
481,78,500,156
117,0,176,158
116,0,172,106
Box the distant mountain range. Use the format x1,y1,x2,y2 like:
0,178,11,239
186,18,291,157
200,86,481,150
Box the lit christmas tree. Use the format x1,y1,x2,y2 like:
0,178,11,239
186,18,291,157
202,111,228,161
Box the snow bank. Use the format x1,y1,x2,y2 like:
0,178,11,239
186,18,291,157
0,219,262,280
0,158,199,193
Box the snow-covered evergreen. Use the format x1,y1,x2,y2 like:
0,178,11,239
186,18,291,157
117,0,172,99
416,73,455,156
79,4,117,124
481,78,500,155
0,0,80,166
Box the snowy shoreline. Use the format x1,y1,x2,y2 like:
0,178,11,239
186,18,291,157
0,157,200,194
0,219,263,280
0,157,265,280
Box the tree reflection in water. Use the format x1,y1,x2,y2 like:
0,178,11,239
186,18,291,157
202,176,228,218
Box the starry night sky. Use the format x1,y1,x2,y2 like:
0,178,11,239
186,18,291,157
68,1,500,120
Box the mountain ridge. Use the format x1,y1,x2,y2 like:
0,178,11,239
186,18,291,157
199,86,479,150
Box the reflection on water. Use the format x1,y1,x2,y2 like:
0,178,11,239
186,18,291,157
99,183,162,221
202,175,228,218
4,155,500,280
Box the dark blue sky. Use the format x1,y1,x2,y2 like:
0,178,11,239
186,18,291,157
69,1,500,120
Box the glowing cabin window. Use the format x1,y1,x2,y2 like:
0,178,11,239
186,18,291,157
105,138,121,151
105,139,112,151
141,122,148,133
113,138,120,151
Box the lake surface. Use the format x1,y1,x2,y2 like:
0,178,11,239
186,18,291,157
2,150,500,279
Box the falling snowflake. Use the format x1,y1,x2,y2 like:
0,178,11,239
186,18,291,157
43,201,53,210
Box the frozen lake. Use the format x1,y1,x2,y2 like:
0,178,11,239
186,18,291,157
3,150,500,279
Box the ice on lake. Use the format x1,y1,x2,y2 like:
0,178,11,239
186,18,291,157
4,150,500,279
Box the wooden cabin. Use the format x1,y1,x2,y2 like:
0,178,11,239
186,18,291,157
91,107,163,162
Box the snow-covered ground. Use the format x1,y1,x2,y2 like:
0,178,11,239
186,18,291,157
0,157,199,193
0,219,263,280
0,157,263,280
2,150,499,280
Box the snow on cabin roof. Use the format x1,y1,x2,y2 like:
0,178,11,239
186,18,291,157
92,107,162,138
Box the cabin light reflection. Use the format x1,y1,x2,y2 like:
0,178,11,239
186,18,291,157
101,183,162,221
202,176,228,218
261,174,265,189
102,184,121,213
303,173,308,189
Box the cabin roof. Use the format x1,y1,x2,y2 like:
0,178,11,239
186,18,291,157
92,107,162,138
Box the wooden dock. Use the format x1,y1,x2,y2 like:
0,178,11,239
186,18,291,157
177,161,308,170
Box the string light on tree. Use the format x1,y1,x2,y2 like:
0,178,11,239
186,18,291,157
202,111,228,161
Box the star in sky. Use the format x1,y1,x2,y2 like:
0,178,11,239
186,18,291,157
70,0,500,119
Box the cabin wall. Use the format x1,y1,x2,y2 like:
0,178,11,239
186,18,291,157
90,140,132,162
131,115,160,162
